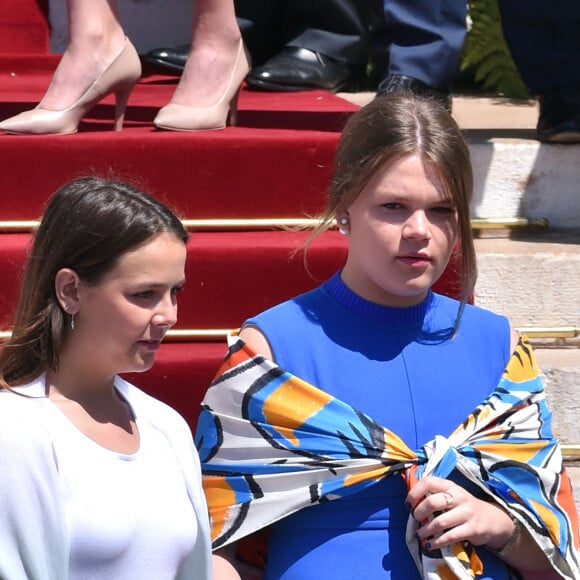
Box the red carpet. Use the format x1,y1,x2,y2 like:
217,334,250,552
0,9,464,431
0,231,463,331
0,58,357,221
0,0,49,54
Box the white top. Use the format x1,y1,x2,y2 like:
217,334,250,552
0,375,212,580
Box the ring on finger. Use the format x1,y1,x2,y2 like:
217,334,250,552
443,488,454,510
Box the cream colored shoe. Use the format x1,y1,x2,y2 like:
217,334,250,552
0,39,141,135
154,40,251,132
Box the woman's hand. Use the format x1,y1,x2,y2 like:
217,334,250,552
406,475,513,550
406,476,553,574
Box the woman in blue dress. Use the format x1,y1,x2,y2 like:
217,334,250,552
201,93,578,579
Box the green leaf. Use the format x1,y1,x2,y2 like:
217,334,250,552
461,0,530,98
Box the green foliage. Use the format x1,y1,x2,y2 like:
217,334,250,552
462,0,530,99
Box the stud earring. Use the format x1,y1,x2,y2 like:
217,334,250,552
338,216,349,235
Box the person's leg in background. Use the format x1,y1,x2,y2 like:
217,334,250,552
244,0,380,92
153,0,250,130
159,0,242,109
0,0,248,133
146,0,379,93
38,0,128,111
499,0,580,142
0,0,139,133
145,0,282,74
376,0,466,110
234,0,286,67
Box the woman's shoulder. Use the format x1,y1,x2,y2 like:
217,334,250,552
460,301,510,331
0,379,53,455
431,292,512,347
0,377,46,418
433,292,509,327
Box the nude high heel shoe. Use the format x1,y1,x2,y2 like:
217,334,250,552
153,40,251,132
0,39,141,135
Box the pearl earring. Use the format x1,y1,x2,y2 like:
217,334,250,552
338,217,349,235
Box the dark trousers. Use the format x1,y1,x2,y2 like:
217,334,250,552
499,0,580,94
235,0,379,67
236,0,466,90
377,0,466,92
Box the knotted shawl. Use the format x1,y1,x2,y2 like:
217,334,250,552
195,333,580,579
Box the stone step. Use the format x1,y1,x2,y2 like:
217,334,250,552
473,233,579,457
535,349,580,444
567,466,580,515
340,94,580,230
455,97,579,230
473,233,580,327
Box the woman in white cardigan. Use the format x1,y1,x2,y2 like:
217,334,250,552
0,177,219,579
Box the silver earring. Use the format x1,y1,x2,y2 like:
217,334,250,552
338,217,349,235
63,305,75,330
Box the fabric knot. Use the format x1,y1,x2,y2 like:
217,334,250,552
418,435,458,480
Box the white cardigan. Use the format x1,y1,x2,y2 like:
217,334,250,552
0,375,212,580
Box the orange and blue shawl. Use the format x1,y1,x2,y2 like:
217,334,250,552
196,334,580,579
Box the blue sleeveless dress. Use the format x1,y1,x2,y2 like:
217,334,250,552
245,272,514,579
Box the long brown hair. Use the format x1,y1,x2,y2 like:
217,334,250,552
0,176,188,390
308,92,476,312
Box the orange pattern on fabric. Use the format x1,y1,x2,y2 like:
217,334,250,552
503,335,538,382
557,472,580,550
531,497,563,547
455,543,483,576
203,476,237,541
344,465,390,487
457,403,493,435
475,440,547,462
436,564,458,579
199,334,580,578
384,429,418,463
262,379,333,446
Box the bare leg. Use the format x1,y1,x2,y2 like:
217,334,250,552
40,0,126,110
168,0,244,107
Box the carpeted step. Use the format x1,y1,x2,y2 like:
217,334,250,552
0,230,463,330
0,67,357,220
0,56,359,129
0,230,347,329
0,1,49,54
0,124,339,221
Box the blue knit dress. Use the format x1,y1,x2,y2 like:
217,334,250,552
245,272,514,579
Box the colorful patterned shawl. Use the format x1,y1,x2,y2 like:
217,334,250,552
195,334,580,579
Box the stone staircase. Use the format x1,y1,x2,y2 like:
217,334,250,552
342,93,580,508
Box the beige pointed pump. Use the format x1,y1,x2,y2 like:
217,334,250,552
153,40,251,132
0,39,142,135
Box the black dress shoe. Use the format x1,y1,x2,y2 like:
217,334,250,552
537,89,580,143
246,46,354,92
145,44,189,74
377,74,452,111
